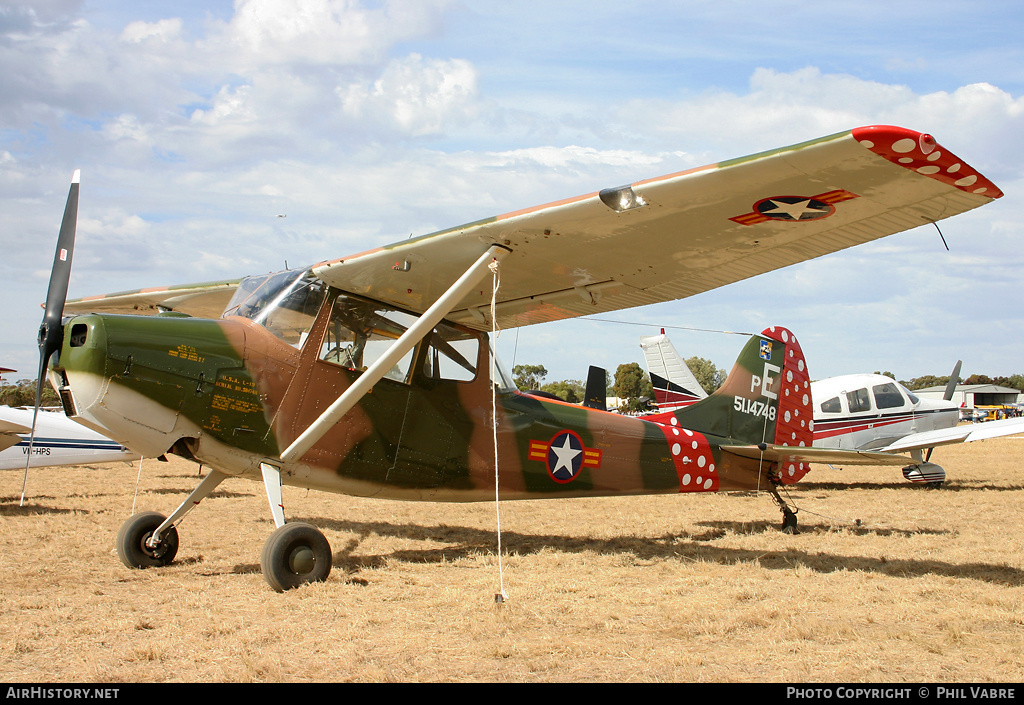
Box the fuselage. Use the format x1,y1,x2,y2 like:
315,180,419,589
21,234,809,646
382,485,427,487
810,373,958,451
50,271,813,501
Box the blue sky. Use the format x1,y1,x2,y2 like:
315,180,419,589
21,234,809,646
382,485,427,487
2,0,1022,387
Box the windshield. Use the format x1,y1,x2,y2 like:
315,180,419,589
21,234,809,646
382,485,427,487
489,345,517,391
222,269,327,346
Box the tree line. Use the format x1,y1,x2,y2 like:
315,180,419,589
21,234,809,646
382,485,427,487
516,361,1024,412
513,356,726,412
0,379,60,408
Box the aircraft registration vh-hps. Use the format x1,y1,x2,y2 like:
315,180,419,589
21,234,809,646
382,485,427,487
32,125,1003,591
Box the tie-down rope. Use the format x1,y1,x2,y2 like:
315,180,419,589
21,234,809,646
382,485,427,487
488,256,508,603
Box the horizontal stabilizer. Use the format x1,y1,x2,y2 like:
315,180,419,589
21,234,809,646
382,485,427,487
721,444,911,467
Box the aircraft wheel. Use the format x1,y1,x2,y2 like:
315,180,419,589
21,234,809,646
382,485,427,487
927,481,944,489
116,511,179,569
780,509,799,535
261,522,332,592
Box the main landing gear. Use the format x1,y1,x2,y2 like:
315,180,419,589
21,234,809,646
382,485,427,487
114,464,333,591
261,522,333,592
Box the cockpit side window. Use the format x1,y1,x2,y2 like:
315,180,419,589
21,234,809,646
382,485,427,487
318,292,418,383
820,396,842,414
846,388,871,413
422,323,480,383
872,382,905,410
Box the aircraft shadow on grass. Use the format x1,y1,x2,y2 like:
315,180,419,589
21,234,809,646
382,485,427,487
797,480,1024,492
256,517,1024,587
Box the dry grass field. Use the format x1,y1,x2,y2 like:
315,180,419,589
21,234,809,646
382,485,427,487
2,435,1023,683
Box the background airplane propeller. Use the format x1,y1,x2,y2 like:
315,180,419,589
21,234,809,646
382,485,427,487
20,170,79,506
943,360,963,402
924,359,963,465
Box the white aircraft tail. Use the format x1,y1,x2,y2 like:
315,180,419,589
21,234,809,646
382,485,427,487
640,330,707,411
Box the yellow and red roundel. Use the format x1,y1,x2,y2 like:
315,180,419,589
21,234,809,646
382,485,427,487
529,430,602,484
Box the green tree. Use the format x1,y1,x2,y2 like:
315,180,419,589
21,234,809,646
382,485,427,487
540,379,585,403
512,364,548,390
0,379,60,408
902,374,949,391
613,362,654,413
1002,375,1024,392
684,356,726,394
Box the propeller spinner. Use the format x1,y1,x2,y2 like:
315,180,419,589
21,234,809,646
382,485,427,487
20,170,79,506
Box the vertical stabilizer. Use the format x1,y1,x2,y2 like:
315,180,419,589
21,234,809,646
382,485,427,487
640,331,707,410
669,326,813,483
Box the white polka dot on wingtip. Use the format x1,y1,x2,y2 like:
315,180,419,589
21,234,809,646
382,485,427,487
892,138,917,153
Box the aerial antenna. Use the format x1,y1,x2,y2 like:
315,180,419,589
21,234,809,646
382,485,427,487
932,221,950,251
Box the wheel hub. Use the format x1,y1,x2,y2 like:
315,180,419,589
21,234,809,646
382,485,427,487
288,545,315,575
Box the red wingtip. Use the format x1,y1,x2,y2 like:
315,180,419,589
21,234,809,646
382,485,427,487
852,126,1002,199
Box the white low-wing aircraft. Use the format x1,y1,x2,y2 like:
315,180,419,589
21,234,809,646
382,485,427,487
30,125,1008,590
811,371,1024,485
0,405,139,470
645,339,1024,486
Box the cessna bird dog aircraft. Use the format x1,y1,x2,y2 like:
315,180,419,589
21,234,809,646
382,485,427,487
646,341,1024,486
33,126,1003,591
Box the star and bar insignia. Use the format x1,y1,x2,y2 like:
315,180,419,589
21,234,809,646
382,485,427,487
529,430,602,483
730,190,858,226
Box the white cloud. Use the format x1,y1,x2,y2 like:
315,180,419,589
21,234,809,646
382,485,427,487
339,54,478,136
212,0,451,69
120,17,182,44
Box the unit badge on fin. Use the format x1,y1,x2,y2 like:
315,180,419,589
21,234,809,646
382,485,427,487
759,339,773,361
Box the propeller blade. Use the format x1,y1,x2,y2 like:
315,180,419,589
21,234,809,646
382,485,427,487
943,360,962,402
20,170,79,507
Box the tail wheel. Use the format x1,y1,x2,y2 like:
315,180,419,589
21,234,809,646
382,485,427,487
116,511,179,569
261,522,332,592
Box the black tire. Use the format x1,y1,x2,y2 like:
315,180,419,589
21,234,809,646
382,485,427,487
116,511,179,569
261,522,332,592
780,509,799,535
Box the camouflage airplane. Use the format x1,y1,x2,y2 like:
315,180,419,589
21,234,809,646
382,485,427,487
33,126,1003,591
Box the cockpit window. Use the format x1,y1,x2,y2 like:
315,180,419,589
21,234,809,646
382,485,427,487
846,388,871,413
320,292,418,383
423,323,480,382
222,269,326,346
900,384,920,405
872,382,905,409
820,396,842,414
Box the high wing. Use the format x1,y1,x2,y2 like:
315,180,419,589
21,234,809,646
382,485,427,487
64,279,241,318
878,417,1024,454
62,126,1001,328
312,125,1002,331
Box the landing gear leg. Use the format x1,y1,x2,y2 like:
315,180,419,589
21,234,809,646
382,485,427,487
115,469,227,571
769,485,799,534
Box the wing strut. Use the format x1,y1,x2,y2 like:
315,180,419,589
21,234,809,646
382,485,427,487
279,244,511,464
